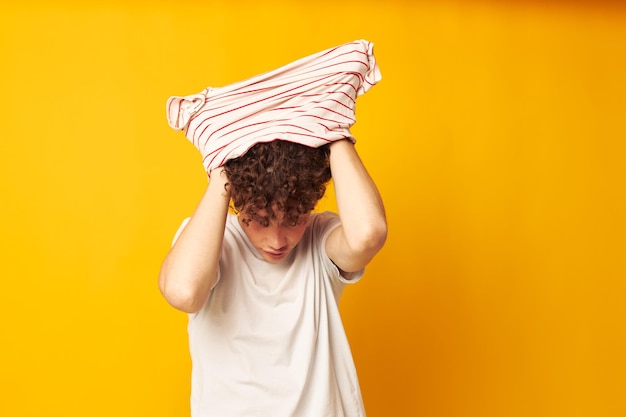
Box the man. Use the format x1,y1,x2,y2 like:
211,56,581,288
159,137,386,416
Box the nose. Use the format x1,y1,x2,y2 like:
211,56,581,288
267,226,287,251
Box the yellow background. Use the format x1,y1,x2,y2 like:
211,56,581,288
1,1,625,416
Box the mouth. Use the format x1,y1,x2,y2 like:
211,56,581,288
264,250,287,260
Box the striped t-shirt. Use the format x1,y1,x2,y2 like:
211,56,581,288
166,39,381,175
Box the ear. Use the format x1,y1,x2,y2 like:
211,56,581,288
166,92,207,131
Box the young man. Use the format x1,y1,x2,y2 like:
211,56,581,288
159,137,386,416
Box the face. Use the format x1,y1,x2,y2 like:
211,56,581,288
238,210,310,264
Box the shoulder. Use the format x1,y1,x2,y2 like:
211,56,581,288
303,211,342,249
296,211,340,257
308,211,340,235
310,212,365,283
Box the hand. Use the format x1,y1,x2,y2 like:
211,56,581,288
209,167,230,197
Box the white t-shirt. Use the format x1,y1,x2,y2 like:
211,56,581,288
177,211,366,417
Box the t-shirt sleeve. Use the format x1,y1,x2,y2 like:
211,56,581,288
314,211,365,285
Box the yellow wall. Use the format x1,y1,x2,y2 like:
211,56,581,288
1,1,625,416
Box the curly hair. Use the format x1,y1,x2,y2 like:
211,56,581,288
222,140,332,226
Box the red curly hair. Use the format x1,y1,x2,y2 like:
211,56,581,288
223,140,332,226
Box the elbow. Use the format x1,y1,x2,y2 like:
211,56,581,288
366,220,388,253
352,219,388,258
158,268,209,314
162,285,206,314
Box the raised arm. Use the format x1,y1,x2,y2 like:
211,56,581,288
158,168,231,313
325,139,387,274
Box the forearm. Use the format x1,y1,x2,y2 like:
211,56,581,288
328,139,387,270
159,169,231,313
